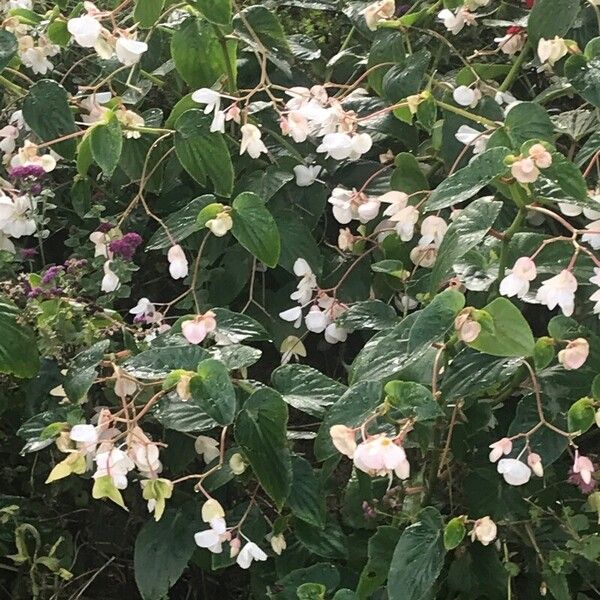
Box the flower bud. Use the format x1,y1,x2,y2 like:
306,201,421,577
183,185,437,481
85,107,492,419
202,498,225,523
229,453,247,475
470,516,497,546
527,452,544,477
558,338,589,370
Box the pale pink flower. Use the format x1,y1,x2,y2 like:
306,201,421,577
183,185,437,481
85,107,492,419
470,516,497,546
527,453,544,477
489,437,513,463
558,338,589,370
536,269,578,317
497,458,531,486
329,424,357,458
499,257,537,299
511,157,539,183
181,310,217,344
361,0,395,30
573,453,595,485
528,143,552,169
353,435,408,477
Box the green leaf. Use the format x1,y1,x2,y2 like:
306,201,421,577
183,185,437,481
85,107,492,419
539,152,588,202
275,211,322,275
134,508,198,600
384,381,443,422
567,397,595,434
92,475,126,509
231,192,281,267
429,198,502,291
287,455,326,527
0,29,18,72
63,340,109,403
387,507,446,600
190,358,236,425
22,79,79,159
424,147,510,211
356,526,402,599
274,564,340,600
297,583,326,600
382,49,431,103
271,364,347,418
503,102,554,146
146,195,214,250
134,0,165,27
367,30,405,95
314,381,381,461
295,518,348,559
123,345,210,380
174,109,234,197
390,152,429,195
208,344,262,370
527,0,580,45
335,300,398,332
243,166,293,201
211,307,270,342
89,112,123,177
152,395,218,432
444,517,466,550
234,388,291,510
467,297,535,357
195,0,232,25
171,17,236,89
0,296,39,378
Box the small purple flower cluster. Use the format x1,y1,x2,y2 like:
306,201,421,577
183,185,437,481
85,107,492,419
27,286,63,299
41,265,64,285
20,247,38,259
65,258,87,274
96,222,114,234
108,232,142,261
9,165,46,180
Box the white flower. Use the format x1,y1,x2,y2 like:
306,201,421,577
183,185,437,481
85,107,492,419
240,124,267,159
236,541,268,569
115,37,148,66
380,191,409,218
191,88,224,132
353,435,409,477
70,424,98,454
338,227,355,251
270,533,286,555
537,36,568,66
0,125,19,156
0,195,35,238
361,0,395,31
495,27,526,56
558,338,589,370
195,436,220,463
279,335,307,365
393,205,420,241
329,424,357,458
582,220,600,250
0,233,15,253
281,111,310,143
89,231,110,258
536,269,577,317
324,322,348,344
455,125,489,155
304,306,329,333
511,157,539,183
20,43,54,75
94,447,135,489
590,268,600,315
117,109,145,138
419,215,447,247
206,212,233,237
129,297,162,324
438,8,476,35
527,453,544,477
470,516,497,546
229,453,247,475
497,458,532,486
488,437,513,463
167,244,188,279
80,92,111,124
453,86,481,108
279,306,303,328
67,15,102,48
499,257,537,299
11,140,56,172
101,260,120,293
293,164,321,187
410,244,437,268
195,514,228,554
316,132,372,161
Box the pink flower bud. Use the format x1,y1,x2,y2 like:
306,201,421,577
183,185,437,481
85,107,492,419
558,338,589,370
527,452,544,477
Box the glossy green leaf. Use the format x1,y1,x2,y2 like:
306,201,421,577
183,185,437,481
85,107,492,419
287,455,326,527
63,340,109,403
152,395,218,432
195,0,232,25
234,388,291,510
271,364,347,417
384,380,443,422
174,109,234,197
335,300,398,332
527,0,580,45
567,397,596,434
429,198,502,291
123,345,210,380
231,192,281,267
387,507,446,600
189,358,236,425
0,296,39,378
134,0,165,27
0,29,18,72
424,147,510,211
89,112,123,177
444,517,466,550
503,102,554,145
22,79,79,159
467,297,535,357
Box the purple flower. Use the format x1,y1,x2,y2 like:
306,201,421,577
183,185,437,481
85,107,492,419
64,258,87,273
568,466,598,495
9,165,46,180
96,222,114,234
27,287,43,299
41,265,63,285
108,232,142,261
20,247,38,259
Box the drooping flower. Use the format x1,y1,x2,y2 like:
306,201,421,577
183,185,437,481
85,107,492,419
353,435,410,478
536,269,578,317
419,216,447,247
495,26,527,56
409,244,437,268
293,164,321,187
304,305,329,333
438,7,476,35
581,220,600,250
455,125,489,155
527,453,544,477
316,132,372,161
558,338,589,370
93,447,135,489
129,297,163,325
206,211,233,237
572,453,595,485
279,335,307,365
191,88,226,132
329,424,357,458
537,36,568,66
511,157,539,183
270,533,286,556
115,36,148,66
393,206,420,241
181,310,217,344
453,86,481,108
497,458,532,486
489,437,513,463
338,227,355,251
195,435,220,464
361,0,396,31
236,541,268,569
67,14,102,48
167,244,188,280
101,260,120,293
470,516,497,546
454,309,481,343
240,124,268,159
0,194,36,238
499,257,537,299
